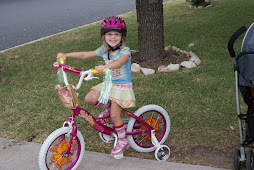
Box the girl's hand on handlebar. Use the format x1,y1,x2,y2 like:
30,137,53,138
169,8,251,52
95,65,106,74
57,53,66,60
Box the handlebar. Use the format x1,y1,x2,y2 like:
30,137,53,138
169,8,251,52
59,57,65,64
228,26,247,58
91,68,107,75
54,57,107,91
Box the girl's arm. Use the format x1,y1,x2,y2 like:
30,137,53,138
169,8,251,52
95,54,129,73
57,50,97,60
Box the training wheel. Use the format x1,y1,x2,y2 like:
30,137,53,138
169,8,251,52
99,132,114,143
155,145,170,161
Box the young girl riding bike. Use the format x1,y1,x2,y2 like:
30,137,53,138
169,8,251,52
57,16,136,159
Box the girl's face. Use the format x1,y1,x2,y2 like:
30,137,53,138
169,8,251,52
104,31,122,48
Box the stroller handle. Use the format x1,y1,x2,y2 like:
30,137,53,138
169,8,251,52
228,26,247,58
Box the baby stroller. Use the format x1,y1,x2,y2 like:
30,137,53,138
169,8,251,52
228,22,254,170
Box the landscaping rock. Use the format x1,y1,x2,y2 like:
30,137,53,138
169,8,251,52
131,45,201,75
164,45,171,51
131,63,141,73
171,46,178,52
189,52,201,65
206,3,215,8
158,65,170,72
141,68,155,75
131,50,137,54
184,51,191,57
167,64,180,71
180,60,197,68
158,65,167,72
158,64,180,72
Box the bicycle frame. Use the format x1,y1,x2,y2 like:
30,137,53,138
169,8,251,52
66,107,154,134
55,60,156,155
62,106,155,155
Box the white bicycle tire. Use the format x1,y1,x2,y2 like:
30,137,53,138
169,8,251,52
38,127,85,170
127,104,170,152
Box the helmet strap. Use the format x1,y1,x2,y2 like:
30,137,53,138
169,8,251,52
107,42,122,60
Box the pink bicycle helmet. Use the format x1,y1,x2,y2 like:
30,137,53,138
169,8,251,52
101,16,127,36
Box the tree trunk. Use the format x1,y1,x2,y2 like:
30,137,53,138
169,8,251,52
196,0,206,4
136,0,164,61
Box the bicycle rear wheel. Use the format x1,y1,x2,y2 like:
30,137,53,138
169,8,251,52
127,105,170,152
38,127,85,170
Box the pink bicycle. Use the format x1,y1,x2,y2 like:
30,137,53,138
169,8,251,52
38,58,171,170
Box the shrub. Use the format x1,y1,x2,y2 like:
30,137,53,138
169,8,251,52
186,0,210,5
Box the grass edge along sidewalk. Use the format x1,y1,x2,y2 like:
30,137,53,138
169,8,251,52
1,0,254,169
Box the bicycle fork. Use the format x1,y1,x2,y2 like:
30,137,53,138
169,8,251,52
63,120,78,156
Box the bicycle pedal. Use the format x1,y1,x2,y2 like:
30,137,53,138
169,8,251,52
111,153,123,159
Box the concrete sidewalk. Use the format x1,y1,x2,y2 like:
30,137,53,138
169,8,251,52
0,137,229,170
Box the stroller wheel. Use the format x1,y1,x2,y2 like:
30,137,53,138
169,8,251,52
233,149,241,170
246,150,254,170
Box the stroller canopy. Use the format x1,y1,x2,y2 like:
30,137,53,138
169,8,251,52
237,22,254,87
241,22,254,52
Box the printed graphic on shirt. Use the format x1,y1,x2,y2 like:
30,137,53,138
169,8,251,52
96,46,131,84
111,58,121,77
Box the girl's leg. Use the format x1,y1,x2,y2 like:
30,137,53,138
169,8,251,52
110,102,129,158
85,90,111,118
85,90,99,105
110,101,124,126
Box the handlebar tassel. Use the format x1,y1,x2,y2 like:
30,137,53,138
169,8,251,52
98,69,112,104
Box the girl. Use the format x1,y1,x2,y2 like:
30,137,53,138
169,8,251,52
57,16,136,159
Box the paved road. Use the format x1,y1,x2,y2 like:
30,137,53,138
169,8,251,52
0,137,229,170
1,0,170,51
0,0,137,51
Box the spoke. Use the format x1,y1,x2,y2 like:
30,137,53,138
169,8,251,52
138,134,150,144
149,113,154,125
153,114,161,128
135,111,164,146
49,155,63,170
48,139,71,170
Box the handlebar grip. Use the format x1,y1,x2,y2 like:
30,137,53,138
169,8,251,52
91,68,107,75
228,26,247,58
58,57,66,64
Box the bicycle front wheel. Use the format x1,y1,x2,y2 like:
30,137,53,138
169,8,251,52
38,127,85,170
127,105,170,152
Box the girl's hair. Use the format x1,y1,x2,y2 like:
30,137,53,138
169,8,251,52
102,32,126,52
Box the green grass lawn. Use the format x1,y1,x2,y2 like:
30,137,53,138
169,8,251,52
1,0,254,168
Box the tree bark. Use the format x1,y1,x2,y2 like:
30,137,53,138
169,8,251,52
136,0,164,61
